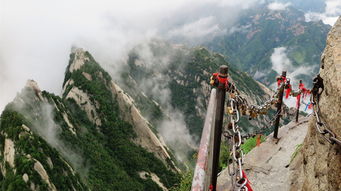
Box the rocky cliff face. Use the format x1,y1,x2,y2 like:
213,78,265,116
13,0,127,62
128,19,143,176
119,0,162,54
217,117,309,191
122,40,275,140
0,82,86,191
290,16,341,191
63,48,176,169
0,48,180,190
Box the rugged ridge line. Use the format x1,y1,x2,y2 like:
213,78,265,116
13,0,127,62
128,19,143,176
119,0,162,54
290,16,341,191
62,48,177,170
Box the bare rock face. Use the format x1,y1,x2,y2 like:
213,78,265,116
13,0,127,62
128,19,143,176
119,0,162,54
111,82,179,172
4,138,15,168
69,48,89,72
290,17,341,191
26,80,44,101
34,160,57,191
65,86,102,126
217,117,309,191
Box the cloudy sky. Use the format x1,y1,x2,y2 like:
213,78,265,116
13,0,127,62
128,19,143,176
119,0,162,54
0,0,340,112
305,0,341,25
0,0,260,111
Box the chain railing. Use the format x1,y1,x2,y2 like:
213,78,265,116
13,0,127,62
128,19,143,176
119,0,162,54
226,98,248,191
192,66,340,191
311,75,341,146
226,82,279,120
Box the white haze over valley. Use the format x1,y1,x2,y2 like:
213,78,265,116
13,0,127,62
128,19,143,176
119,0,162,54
0,0,337,160
1,0,339,113
0,0,261,162
305,0,341,25
0,0,262,113
270,47,315,111
267,2,292,11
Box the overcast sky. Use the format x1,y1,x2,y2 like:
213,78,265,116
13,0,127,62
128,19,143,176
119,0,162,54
0,0,259,112
0,0,340,112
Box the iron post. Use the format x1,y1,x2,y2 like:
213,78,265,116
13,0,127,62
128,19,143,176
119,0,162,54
211,65,228,191
273,71,286,139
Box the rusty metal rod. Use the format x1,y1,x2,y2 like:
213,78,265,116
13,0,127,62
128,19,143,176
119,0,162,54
273,71,286,139
295,80,302,123
211,65,228,191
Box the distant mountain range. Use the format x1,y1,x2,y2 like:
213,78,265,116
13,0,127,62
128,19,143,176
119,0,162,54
0,44,280,190
0,2,329,190
205,5,330,86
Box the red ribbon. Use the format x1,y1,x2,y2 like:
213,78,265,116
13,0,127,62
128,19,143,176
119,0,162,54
213,72,229,89
242,170,253,191
308,103,313,109
299,82,311,98
285,84,291,99
277,76,286,87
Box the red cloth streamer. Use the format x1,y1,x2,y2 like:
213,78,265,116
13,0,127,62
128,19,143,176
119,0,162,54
308,103,313,109
277,76,287,86
242,170,253,191
299,82,311,98
277,76,286,87
209,184,213,191
277,79,281,87
285,84,291,99
212,73,229,89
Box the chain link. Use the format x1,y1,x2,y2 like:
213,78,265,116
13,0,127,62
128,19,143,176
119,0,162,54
226,98,249,191
311,75,341,146
224,80,285,190
227,82,280,120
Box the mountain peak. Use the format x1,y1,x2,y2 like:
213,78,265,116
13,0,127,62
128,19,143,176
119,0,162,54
68,48,89,73
24,79,44,101
25,80,41,92
62,48,112,94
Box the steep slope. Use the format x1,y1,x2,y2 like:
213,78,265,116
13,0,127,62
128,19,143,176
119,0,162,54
217,117,309,191
290,17,341,191
61,48,179,190
0,49,180,190
63,48,177,169
0,82,87,191
206,5,330,85
119,40,277,141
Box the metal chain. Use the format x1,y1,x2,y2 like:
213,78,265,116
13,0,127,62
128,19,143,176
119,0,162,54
311,75,341,146
224,81,285,191
221,75,291,190
226,98,248,191
227,82,279,120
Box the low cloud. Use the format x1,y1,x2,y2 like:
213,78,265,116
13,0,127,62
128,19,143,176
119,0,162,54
267,2,291,11
33,104,84,171
167,16,225,40
228,24,251,35
305,0,341,26
270,47,315,110
0,0,263,113
270,47,315,84
253,70,267,80
271,47,292,73
12,88,84,173
128,43,197,162
159,111,197,162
